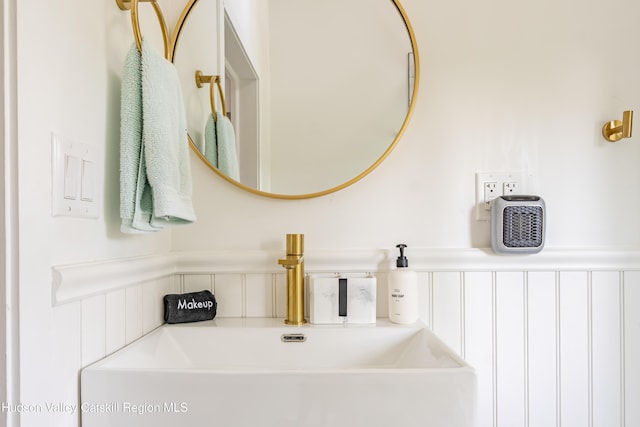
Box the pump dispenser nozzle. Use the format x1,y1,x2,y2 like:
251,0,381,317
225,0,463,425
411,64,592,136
396,244,409,268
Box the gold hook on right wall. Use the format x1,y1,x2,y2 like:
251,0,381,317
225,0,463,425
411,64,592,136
194,70,227,123
602,110,633,142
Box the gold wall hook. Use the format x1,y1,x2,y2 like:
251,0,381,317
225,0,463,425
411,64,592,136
194,70,218,88
602,110,633,142
194,70,227,121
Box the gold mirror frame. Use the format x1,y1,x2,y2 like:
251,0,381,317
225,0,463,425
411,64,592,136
170,0,420,200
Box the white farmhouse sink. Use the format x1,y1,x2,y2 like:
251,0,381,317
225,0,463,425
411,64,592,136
81,318,476,427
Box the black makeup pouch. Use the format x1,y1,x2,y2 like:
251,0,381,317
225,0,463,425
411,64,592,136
163,290,217,324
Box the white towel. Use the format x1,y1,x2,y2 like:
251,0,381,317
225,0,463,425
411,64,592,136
140,39,196,227
215,112,240,181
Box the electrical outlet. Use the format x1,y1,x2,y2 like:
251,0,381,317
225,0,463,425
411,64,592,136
503,181,519,195
483,182,498,209
475,171,527,220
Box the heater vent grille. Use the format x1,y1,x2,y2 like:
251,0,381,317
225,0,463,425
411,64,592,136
503,206,543,248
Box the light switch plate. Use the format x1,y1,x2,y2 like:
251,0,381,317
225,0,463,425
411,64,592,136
52,133,98,218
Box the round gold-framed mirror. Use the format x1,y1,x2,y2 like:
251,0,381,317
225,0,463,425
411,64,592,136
170,0,420,199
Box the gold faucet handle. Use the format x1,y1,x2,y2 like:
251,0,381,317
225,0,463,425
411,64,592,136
278,255,304,268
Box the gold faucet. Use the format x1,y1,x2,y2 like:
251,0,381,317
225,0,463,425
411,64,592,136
278,234,306,325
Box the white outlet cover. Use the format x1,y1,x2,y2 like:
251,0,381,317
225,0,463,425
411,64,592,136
475,171,527,221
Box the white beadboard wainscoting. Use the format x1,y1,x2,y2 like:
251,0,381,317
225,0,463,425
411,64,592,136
53,249,640,427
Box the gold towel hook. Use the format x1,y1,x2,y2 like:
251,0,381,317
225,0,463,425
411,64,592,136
115,0,170,59
195,70,227,122
602,110,633,142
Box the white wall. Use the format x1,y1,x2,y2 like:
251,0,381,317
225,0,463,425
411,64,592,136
8,0,640,427
174,0,640,250
14,1,172,425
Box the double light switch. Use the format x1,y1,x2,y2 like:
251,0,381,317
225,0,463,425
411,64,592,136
52,133,98,218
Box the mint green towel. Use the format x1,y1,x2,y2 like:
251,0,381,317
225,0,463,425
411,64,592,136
120,44,159,233
215,112,239,181
119,40,196,233
140,40,196,227
203,114,218,167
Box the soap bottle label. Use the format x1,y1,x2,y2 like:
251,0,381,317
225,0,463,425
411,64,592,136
390,288,405,300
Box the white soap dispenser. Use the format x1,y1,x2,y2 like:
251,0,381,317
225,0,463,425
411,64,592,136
388,244,418,324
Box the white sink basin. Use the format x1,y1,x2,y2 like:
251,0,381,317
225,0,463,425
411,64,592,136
81,318,476,427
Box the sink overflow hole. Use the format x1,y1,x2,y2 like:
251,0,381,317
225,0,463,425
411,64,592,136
281,333,306,343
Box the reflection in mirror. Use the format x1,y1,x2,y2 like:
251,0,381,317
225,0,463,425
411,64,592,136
172,0,419,199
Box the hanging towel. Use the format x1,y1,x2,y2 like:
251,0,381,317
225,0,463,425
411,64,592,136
215,112,240,181
203,113,218,168
140,39,196,228
120,43,161,233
